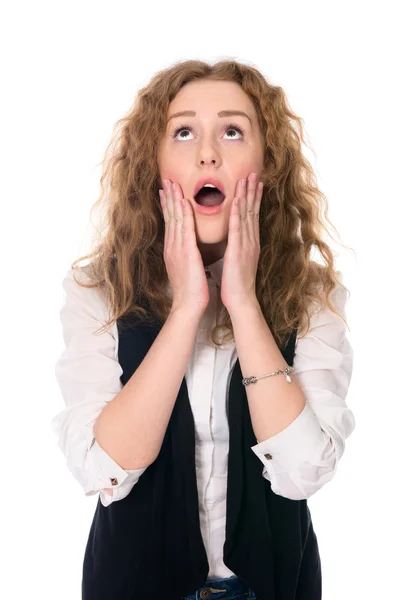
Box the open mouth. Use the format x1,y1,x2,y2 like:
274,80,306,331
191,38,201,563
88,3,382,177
194,187,226,207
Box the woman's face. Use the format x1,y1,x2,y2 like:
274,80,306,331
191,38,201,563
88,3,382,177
157,79,265,265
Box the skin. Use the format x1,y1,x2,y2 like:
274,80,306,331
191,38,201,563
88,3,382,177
156,79,265,266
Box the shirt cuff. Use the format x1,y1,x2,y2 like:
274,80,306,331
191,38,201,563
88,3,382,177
99,479,144,507
87,438,147,493
251,403,328,475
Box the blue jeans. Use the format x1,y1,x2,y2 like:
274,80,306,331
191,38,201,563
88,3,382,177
181,575,257,600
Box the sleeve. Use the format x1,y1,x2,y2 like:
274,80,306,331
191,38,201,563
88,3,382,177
250,271,356,500
51,267,147,508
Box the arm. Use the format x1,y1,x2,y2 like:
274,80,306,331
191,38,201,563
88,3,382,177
230,300,307,443
230,273,355,500
94,304,204,470
52,268,149,506
52,268,204,506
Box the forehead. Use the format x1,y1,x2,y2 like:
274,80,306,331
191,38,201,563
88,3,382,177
168,80,256,115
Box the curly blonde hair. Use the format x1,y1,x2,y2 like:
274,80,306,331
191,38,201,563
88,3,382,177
71,58,355,349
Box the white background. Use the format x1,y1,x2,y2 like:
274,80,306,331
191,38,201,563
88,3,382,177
1,1,399,598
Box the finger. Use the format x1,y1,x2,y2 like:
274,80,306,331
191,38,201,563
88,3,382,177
159,189,171,252
174,183,196,245
238,177,248,245
246,174,258,241
238,176,247,210
160,181,173,251
254,181,263,246
172,181,186,246
229,194,242,241
162,179,179,248
247,173,258,205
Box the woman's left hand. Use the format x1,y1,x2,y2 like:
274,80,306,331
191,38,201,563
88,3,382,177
220,172,263,313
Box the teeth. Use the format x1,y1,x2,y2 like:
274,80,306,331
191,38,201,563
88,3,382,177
203,183,217,188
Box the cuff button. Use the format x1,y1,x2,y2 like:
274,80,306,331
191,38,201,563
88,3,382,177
264,453,273,460
110,477,118,486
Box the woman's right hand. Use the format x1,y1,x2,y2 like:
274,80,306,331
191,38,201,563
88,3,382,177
159,179,210,314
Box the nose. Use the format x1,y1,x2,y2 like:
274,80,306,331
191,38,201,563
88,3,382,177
197,137,221,168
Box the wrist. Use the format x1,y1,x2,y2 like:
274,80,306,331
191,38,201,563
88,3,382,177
226,296,260,319
170,303,207,320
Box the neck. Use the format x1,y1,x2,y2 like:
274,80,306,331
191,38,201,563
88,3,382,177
198,240,227,267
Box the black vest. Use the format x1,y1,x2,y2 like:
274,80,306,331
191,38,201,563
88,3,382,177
82,299,322,600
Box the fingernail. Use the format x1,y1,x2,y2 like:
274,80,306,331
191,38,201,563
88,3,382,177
241,178,247,188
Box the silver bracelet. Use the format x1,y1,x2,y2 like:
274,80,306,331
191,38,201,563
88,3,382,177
242,365,294,386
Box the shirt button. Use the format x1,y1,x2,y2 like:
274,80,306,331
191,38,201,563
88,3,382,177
200,589,212,599
264,453,273,460
110,477,118,486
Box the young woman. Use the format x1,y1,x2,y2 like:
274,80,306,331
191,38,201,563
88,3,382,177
51,59,356,600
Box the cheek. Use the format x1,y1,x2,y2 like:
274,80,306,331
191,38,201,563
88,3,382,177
163,158,188,181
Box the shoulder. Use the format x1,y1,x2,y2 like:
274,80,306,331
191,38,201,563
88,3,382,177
60,264,113,330
295,269,351,346
307,269,350,322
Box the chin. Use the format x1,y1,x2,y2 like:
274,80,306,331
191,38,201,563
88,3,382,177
196,231,228,245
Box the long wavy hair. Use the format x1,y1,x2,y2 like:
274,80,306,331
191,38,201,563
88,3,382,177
71,58,355,349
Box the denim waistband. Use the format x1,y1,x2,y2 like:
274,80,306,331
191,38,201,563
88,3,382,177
181,575,257,600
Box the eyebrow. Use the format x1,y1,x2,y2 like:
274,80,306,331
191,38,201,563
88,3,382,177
167,110,252,125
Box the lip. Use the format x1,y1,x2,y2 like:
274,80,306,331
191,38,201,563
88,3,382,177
192,195,227,216
193,177,225,198
192,177,226,216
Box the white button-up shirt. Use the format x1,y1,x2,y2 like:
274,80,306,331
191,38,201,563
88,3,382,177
51,257,355,579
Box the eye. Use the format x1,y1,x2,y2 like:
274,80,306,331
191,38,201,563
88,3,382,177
171,122,245,140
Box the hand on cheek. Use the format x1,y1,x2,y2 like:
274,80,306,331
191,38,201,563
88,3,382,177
220,173,263,313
